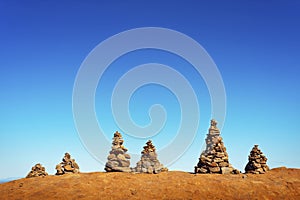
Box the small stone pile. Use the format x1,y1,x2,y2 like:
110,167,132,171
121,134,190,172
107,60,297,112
55,152,80,175
105,131,131,172
195,119,240,174
245,145,269,174
132,140,168,174
26,163,48,178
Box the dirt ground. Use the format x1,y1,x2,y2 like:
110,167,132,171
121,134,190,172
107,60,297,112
0,167,299,200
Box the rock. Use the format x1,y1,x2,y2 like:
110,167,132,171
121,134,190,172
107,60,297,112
141,168,148,173
107,154,116,160
124,154,131,159
221,167,233,174
200,155,212,163
107,161,119,168
55,164,64,175
213,158,223,163
120,160,130,167
209,167,221,173
147,166,154,174
253,162,261,169
133,140,168,174
216,152,225,158
112,166,131,173
197,167,208,173
245,145,269,174
55,153,80,175
219,162,229,167
26,163,48,178
232,169,241,174
209,162,218,167
117,154,126,161
105,131,131,172
194,119,240,174
142,161,151,169
64,165,74,172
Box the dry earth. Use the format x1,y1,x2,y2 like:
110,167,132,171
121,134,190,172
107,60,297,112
0,167,299,200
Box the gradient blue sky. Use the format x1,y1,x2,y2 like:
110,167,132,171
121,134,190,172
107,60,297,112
1,1,300,179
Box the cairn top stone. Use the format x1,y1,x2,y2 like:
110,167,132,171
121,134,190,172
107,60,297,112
112,131,127,152
63,152,71,162
114,131,122,138
209,119,220,135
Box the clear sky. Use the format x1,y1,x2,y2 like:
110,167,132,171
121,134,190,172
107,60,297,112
1,0,300,179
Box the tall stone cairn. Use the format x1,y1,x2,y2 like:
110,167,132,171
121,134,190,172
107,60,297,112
132,140,168,174
245,145,269,174
105,131,131,172
195,119,240,174
55,152,80,175
26,163,48,178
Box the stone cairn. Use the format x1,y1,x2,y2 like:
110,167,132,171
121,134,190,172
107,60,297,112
105,131,131,172
245,145,269,174
195,119,240,174
26,163,48,178
55,152,80,175
132,140,168,174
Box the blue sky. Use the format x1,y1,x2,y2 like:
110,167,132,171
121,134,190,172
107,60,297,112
1,1,300,179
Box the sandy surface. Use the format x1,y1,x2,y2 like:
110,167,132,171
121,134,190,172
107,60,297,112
0,167,299,200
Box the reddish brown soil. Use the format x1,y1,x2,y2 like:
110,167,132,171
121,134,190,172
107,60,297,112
0,167,299,200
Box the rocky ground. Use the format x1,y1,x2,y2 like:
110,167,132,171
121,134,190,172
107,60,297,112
0,167,299,200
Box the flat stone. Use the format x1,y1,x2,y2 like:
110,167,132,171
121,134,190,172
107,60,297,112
219,162,229,167
209,167,220,173
120,160,130,167
117,154,126,160
209,162,218,167
111,148,125,155
216,152,225,158
64,165,74,172
142,161,151,168
107,154,116,160
124,154,131,159
213,158,223,163
106,161,119,168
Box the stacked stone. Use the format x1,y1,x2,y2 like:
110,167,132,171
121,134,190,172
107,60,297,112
132,140,168,174
245,145,269,174
55,152,80,175
195,119,240,174
105,131,131,172
26,163,48,178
